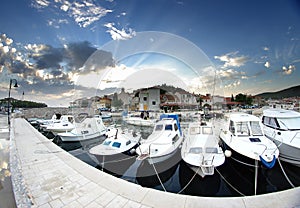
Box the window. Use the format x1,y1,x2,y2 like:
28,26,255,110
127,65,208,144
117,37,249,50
250,121,263,136
165,124,173,131
229,120,235,134
174,123,178,131
190,127,200,135
205,147,218,153
126,140,131,146
143,97,147,101
236,122,249,136
277,117,300,130
103,141,111,146
152,101,156,105
172,135,179,144
112,142,121,148
202,127,213,135
189,147,202,154
155,124,163,131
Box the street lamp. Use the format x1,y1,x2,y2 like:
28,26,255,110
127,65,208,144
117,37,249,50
8,79,18,126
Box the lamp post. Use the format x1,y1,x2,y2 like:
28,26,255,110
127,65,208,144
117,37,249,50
8,79,18,126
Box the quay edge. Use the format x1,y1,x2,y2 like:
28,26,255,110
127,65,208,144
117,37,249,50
10,118,300,208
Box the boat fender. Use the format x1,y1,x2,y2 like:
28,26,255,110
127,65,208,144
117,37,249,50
259,155,276,169
225,150,232,157
129,148,136,155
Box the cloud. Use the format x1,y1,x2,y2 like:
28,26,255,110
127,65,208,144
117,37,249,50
32,0,112,28
0,33,117,106
262,47,270,51
214,52,248,68
31,0,50,9
216,68,247,80
104,22,136,40
224,80,241,89
264,61,270,68
282,65,296,75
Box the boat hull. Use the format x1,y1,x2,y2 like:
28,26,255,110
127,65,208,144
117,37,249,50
91,147,138,176
59,132,106,142
219,139,276,168
271,138,300,167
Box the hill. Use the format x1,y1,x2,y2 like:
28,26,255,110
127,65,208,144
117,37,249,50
256,85,300,99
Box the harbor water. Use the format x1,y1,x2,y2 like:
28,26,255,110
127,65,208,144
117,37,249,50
43,116,300,197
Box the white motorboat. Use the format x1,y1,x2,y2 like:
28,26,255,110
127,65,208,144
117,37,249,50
36,113,61,126
181,121,225,177
219,112,279,169
57,117,107,142
89,127,140,164
44,115,75,133
262,108,300,167
123,112,157,127
136,113,183,165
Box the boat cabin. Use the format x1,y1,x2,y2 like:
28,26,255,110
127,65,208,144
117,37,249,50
226,114,264,137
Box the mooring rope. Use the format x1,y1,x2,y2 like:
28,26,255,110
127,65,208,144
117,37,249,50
230,156,258,168
277,158,295,188
215,167,245,196
100,155,136,164
149,157,167,192
176,166,200,194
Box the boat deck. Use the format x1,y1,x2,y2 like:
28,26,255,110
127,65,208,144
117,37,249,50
10,118,300,208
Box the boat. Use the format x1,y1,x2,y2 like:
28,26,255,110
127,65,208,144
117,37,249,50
57,116,107,142
219,112,279,169
135,113,184,165
262,108,300,167
36,113,62,126
88,127,140,176
99,107,112,120
181,121,225,177
123,111,157,127
43,115,76,133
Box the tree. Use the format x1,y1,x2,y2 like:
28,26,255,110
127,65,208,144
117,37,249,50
231,94,234,101
111,93,123,109
235,93,253,106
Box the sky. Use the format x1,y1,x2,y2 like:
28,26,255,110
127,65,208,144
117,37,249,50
0,0,299,107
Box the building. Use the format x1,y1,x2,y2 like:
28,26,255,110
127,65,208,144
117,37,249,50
138,87,161,111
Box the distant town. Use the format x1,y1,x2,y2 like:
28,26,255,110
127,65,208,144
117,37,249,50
1,84,300,114
69,84,300,113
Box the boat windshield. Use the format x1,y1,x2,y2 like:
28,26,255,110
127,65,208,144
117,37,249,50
189,147,202,154
205,147,218,153
249,121,263,136
189,127,201,135
202,127,213,135
277,117,300,130
236,122,250,136
155,124,163,131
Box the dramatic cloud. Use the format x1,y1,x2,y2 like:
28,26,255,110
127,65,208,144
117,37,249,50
214,52,248,68
104,22,136,40
0,33,117,106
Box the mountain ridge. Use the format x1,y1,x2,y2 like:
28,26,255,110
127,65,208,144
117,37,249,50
255,85,300,99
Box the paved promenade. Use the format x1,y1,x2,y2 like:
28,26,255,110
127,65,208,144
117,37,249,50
10,118,300,208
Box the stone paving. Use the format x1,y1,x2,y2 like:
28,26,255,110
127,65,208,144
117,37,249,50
10,118,300,208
